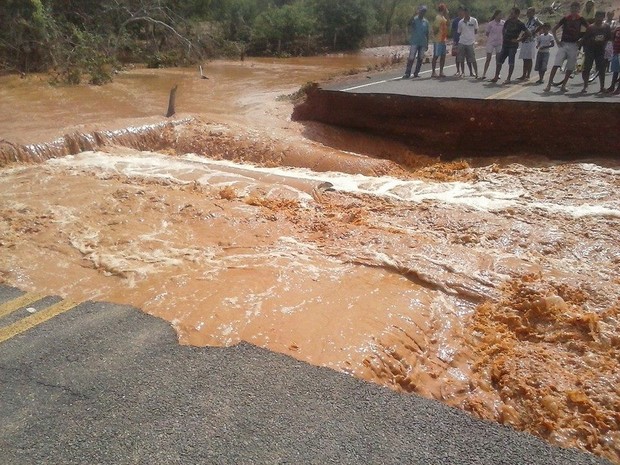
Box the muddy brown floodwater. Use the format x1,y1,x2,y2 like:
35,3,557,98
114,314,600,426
1,52,619,464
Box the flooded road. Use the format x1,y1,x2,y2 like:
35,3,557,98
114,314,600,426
1,52,619,463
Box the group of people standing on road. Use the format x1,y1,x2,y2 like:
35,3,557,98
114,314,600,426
403,1,620,94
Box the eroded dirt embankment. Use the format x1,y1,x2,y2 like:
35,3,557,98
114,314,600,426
292,84,620,159
0,118,403,176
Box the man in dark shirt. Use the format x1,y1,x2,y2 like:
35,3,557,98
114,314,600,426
490,8,528,84
580,11,612,92
544,1,589,91
451,6,473,76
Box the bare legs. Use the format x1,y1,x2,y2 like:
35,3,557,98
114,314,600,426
607,72,619,93
581,53,606,93
537,67,547,83
456,61,465,76
482,52,493,78
518,59,533,80
432,53,446,77
468,58,478,78
545,65,571,91
505,63,516,83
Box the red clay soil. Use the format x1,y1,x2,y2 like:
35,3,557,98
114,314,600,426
292,84,620,160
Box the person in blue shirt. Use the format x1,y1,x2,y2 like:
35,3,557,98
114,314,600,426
451,8,462,43
403,5,430,78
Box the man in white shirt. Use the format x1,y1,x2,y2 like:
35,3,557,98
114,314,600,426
457,7,479,78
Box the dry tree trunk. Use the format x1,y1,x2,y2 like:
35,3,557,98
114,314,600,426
165,84,178,117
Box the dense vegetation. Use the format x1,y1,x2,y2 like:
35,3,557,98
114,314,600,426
1,0,541,84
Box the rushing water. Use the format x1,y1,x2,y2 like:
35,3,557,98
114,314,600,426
1,52,619,463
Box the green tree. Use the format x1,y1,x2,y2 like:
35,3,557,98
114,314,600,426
372,0,407,34
5,0,506,81
49,0,104,27
310,0,375,50
251,1,316,55
0,0,58,72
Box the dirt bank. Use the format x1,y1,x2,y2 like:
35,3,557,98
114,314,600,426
292,84,620,159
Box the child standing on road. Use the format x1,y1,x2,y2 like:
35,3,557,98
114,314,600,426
535,23,555,83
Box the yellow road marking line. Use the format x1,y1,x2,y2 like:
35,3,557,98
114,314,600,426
485,83,527,100
0,299,80,344
486,85,517,99
0,292,46,320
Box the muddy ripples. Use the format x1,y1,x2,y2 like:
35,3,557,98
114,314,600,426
468,276,620,462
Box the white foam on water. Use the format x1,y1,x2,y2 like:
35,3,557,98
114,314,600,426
47,205,79,227
577,163,620,175
181,154,526,211
531,202,620,218
46,150,620,218
48,150,256,186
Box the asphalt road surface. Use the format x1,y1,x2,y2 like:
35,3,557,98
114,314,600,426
0,285,612,464
326,47,620,104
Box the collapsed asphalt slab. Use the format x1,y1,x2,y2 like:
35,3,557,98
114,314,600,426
0,285,611,465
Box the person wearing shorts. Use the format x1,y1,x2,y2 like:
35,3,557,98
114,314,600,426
457,7,479,78
451,7,464,75
490,7,527,84
544,1,589,92
534,23,555,83
482,10,504,79
517,7,543,80
431,3,450,77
